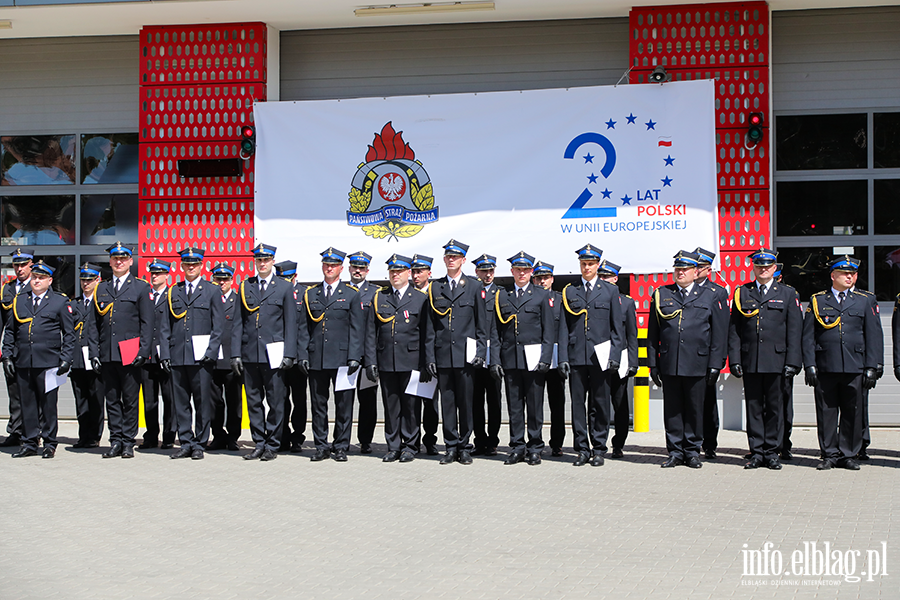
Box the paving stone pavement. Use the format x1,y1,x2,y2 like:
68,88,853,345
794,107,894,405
1,422,897,600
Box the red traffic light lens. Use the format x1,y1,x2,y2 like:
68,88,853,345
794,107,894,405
241,125,255,138
749,114,761,126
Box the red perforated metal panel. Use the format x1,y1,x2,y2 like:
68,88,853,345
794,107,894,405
139,198,254,256
140,142,254,200
138,256,255,285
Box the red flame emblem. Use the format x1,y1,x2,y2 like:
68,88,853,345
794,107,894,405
366,122,415,162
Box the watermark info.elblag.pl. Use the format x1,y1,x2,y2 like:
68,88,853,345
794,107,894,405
741,542,889,585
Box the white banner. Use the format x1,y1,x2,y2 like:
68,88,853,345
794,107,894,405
254,80,718,280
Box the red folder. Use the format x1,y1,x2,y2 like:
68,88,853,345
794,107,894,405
118,337,140,365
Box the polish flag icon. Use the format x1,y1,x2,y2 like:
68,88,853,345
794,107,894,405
658,137,673,147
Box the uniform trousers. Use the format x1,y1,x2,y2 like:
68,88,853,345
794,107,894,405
782,375,794,452
102,362,142,447
17,367,59,451
504,369,545,453
308,369,355,452
380,371,421,453
814,372,864,460
211,368,243,444
4,370,23,439
141,363,175,445
545,370,566,451
742,372,784,460
610,373,630,451
472,366,502,450
421,391,439,450
569,365,611,454
281,365,307,448
438,366,474,450
702,380,719,452
861,388,871,452
243,363,287,452
356,386,378,446
71,368,105,444
660,374,705,460
171,364,214,451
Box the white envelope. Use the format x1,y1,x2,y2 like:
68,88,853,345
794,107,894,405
266,341,285,369
44,368,67,393
359,368,379,390
405,370,438,399
550,343,559,369
485,340,491,367
524,344,542,372
466,337,477,363
82,347,92,371
192,335,211,362
618,350,630,379
594,340,611,370
334,366,357,391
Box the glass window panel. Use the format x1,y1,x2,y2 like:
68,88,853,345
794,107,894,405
81,194,139,245
775,114,867,170
874,245,900,301
0,135,76,185
874,113,900,169
777,246,867,302
0,254,75,298
1,195,75,245
81,133,139,184
874,179,900,235
776,180,867,237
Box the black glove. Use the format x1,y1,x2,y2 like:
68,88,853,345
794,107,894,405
131,356,147,368
470,356,485,369
278,357,294,370
347,360,361,376
365,365,378,383
56,361,71,376
427,363,439,379
297,359,310,375
91,357,102,372
863,368,878,390
199,355,216,367
536,362,550,373
626,366,638,378
706,368,720,386
3,359,15,378
231,357,244,376
649,367,662,388
558,361,571,379
875,364,884,380
607,359,620,372
783,365,800,379
160,359,172,374
731,364,743,378
489,364,504,382
804,366,818,387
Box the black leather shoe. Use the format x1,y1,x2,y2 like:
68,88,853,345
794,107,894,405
483,447,498,456
661,455,684,468
780,450,793,461
121,446,135,459
382,450,400,462
744,456,764,469
504,452,523,465
527,452,542,466
0,435,21,448
260,449,278,461
331,449,347,462
311,449,331,462
226,440,240,451
138,440,158,450
399,450,415,463
590,453,605,467
360,443,372,454
290,442,304,454
207,439,227,451
704,449,717,460
243,447,265,460
425,444,439,456
170,447,193,459
42,447,56,459
457,450,473,465
84,440,101,448
72,440,90,449
191,449,204,460
471,447,486,456
12,447,37,458
573,451,591,466
837,457,860,470
816,459,833,470
743,452,753,460
686,457,703,469
160,442,174,450
765,457,783,470
857,450,870,461
439,449,457,465
551,447,563,457
102,443,123,458
611,448,624,459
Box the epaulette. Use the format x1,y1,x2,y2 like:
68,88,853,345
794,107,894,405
811,290,826,297
852,288,875,297
305,284,317,290
624,293,632,300
346,284,359,291
381,286,392,293
415,287,427,294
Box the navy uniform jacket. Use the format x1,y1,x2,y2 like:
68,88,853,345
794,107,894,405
893,294,900,368
232,276,298,364
647,283,728,377
216,290,237,370
728,281,803,373
696,278,730,370
618,293,639,371
299,281,364,370
93,276,154,363
427,274,488,369
557,280,623,367
2,290,75,369
490,285,555,370
1,279,30,340
547,289,562,353
364,286,435,373
801,289,882,373
148,288,169,363
159,279,224,367
291,282,306,362
71,296,99,369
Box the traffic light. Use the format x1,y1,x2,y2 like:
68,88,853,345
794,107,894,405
240,124,256,159
747,112,764,147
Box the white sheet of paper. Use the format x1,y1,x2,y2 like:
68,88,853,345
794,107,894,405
485,340,491,367
550,343,559,369
618,350,629,379
594,340,611,370
359,368,378,390
524,344,542,372
155,345,161,359
466,337,477,363
334,366,357,391
266,341,285,369
405,370,438,399
44,368,67,393
82,347,92,371
192,335,211,362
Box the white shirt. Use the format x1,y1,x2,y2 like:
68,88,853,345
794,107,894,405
32,290,48,304
581,276,598,289
514,283,530,296
447,273,463,288
259,273,274,288
756,280,771,295
831,287,849,301
16,277,31,294
185,278,200,296
677,282,694,296
222,289,233,301
391,284,409,298
113,274,128,290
